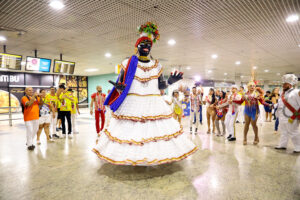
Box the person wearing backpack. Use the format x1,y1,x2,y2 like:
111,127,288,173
21,87,42,150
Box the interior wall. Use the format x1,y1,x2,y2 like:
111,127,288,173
87,73,118,107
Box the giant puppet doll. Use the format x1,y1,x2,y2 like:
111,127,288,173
92,22,198,165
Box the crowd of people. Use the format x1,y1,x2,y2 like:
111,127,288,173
21,74,299,154
168,74,300,153
22,84,80,150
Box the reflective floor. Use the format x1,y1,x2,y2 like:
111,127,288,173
0,112,300,200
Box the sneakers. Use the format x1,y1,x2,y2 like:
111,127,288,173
195,128,198,134
227,134,232,139
53,134,60,138
62,134,66,138
228,137,236,141
68,134,73,139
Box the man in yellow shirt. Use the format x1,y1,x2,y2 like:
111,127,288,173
70,90,80,134
45,86,60,139
59,86,74,138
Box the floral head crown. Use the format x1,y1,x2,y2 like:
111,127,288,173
137,22,160,43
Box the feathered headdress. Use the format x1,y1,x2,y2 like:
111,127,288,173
135,22,160,47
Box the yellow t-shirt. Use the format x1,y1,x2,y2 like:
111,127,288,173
238,91,245,106
45,94,58,112
71,96,78,114
59,92,72,112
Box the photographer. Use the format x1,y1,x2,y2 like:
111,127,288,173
21,87,43,150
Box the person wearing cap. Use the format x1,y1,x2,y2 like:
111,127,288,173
223,85,242,141
275,74,300,153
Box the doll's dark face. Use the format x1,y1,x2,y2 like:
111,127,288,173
138,40,152,56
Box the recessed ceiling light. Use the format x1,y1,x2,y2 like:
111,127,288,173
0,36,7,41
253,66,257,69
264,69,269,72
194,76,201,82
286,14,299,23
49,0,65,10
235,61,241,65
211,54,218,59
85,68,98,72
105,53,111,58
208,70,212,73
277,73,281,76
298,44,300,47
186,66,191,70
240,75,244,78
224,72,228,75
168,39,176,46
21,61,26,65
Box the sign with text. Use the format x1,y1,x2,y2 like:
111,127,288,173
53,60,75,74
0,53,22,70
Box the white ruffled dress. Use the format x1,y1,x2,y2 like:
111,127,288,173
93,59,198,166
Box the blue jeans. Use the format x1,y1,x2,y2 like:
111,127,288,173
275,118,279,131
193,105,203,123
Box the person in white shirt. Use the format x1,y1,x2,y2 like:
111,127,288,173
223,85,242,141
275,74,300,153
190,87,201,134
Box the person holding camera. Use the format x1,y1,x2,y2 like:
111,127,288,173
21,87,43,150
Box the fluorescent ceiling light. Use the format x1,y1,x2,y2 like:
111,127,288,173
264,69,269,72
276,73,281,76
211,54,218,59
208,70,212,73
85,68,98,72
168,39,176,46
49,0,65,10
235,61,241,65
0,36,7,41
253,66,257,69
224,72,227,75
286,14,299,23
105,53,111,58
240,75,244,78
186,66,191,70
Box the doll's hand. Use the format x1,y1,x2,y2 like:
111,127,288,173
108,80,126,91
167,71,183,85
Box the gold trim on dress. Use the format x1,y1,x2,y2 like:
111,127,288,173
120,60,158,72
127,93,161,97
137,60,158,72
92,146,198,166
112,112,173,122
134,68,163,83
104,126,183,145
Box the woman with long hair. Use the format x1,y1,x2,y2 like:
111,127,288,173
271,87,280,133
215,91,228,136
204,88,217,134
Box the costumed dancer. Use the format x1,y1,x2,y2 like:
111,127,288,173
215,91,228,136
90,86,106,136
190,86,201,134
236,81,270,145
204,88,217,134
236,86,245,123
275,74,300,153
172,90,183,124
92,22,197,165
224,85,241,141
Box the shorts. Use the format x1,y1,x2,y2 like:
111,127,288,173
39,115,51,125
57,108,63,120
